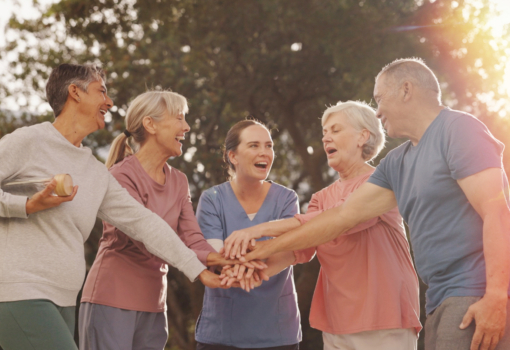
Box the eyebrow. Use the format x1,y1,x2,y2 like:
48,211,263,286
246,141,273,144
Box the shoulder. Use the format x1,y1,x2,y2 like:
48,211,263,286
200,182,229,202
109,155,138,178
168,165,188,183
269,181,298,200
1,122,48,145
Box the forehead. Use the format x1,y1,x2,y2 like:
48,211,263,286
323,111,350,129
89,78,107,90
239,124,272,142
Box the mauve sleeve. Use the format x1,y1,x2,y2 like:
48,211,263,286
177,176,215,265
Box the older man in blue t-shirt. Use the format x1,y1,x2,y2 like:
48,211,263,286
245,58,510,350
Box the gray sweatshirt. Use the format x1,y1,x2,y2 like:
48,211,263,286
0,122,206,307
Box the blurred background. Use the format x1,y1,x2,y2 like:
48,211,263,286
0,0,509,349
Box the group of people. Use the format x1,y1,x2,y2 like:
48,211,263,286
0,57,508,350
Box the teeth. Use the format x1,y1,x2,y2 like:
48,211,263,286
99,109,107,115
175,136,185,141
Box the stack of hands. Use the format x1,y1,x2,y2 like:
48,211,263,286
200,227,268,292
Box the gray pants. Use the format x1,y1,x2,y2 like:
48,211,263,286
78,302,168,350
425,296,510,350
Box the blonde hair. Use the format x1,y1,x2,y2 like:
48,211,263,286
322,100,385,161
106,91,188,168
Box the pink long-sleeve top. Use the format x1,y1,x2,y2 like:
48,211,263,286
81,155,215,312
294,169,421,335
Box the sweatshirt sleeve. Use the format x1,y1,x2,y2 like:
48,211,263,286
97,172,206,282
177,176,215,265
0,132,30,219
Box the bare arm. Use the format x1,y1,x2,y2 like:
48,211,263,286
223,218,301,259
457,168,510,350
244,182,397,261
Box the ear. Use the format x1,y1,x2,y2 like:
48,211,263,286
142,116,157,135
401,81,413,102
228,150,237,165
358,129,370,148
68,84,81,103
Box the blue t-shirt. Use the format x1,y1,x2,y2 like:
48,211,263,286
368,108,508,314
195,181,302,347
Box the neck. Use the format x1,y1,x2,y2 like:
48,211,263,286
406,104,444,146
230,175,266,200
52,112,90,147
336,160,373,181
135,143,169,184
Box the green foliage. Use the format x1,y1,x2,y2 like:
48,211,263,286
2,1,509,349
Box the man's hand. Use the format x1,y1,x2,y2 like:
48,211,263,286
460,294,508,350
198,269,229,289
241,239,274,262
223,227,259,259
26,179,78,215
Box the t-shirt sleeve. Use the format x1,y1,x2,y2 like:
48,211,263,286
294,192,319,264
445,115,504,180
196,190,225,241
280,190,300,219
367,156,393,191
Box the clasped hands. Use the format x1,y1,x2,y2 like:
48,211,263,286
206,226,270,292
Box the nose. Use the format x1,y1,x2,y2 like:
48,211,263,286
322,133,331,143
183,119,190,133
105,94,114,109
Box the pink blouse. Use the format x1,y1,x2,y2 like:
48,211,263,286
294,170,421,334
81,156,215,312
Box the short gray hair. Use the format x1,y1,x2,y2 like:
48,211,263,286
376,57,441,102
322,100,385,161
46,63,105,117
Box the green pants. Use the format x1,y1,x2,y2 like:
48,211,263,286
0,299,77,350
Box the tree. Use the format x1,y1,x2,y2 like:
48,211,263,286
1,1,508,349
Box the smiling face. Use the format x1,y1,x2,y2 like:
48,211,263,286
322,112,367,171
153,110,190,158
77,78,113,132
373,74,404,138
229,125,274,181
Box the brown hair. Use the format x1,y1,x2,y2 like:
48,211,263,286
106,91,188,168
223,119,270,179
46,63,105,118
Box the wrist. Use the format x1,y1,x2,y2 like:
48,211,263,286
25,198,34,215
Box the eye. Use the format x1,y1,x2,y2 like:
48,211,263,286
266,144,273,148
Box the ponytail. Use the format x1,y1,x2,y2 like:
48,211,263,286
105,133,134,169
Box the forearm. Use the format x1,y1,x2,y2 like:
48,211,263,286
264,251,297,277
483,210,510,298
267,206,358,255
258,217,301,238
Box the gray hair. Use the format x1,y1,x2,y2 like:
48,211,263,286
322,100,385,161
376,57,441,102
106,91,188,168
46,63,105,117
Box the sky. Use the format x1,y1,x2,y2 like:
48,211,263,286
0,0,509,113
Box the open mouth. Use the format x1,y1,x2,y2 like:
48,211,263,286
99,109,107,116
327,148,337,155
175,135,185,143
254,162,268,169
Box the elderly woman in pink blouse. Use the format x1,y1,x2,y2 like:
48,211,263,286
223,101,421,350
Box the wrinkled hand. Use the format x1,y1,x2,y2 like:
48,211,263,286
240,239,274,263
223,227,261,259
26,179,78,215
460,294,507,350
198,269,229,289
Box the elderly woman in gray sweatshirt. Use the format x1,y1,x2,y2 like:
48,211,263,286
0,64,224,350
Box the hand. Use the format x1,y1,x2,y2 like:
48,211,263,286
224,227,261,259
240,239,274,263
26,179,78,215
460,294,507,350
220,267,267,292
198,269,229,289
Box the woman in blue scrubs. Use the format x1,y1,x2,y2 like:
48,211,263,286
195,120,301,350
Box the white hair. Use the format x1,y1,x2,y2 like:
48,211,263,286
376,57,441,103
322,100,385,161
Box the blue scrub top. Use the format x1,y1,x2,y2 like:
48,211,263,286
195,181,302,348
